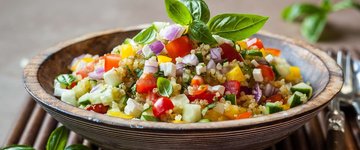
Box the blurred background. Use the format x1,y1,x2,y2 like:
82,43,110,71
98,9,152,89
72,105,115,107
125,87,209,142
0,0,359,143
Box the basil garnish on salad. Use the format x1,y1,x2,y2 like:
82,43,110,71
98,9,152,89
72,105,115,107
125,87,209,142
157,77,173,97
165,0,193,25
133,25,157,44
180,0,210,23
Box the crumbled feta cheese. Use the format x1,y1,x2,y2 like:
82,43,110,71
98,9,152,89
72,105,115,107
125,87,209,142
209,85,225,95
212,35,234,46
195,63,206,75
251,59,259,67
253,68,264,82
124,98,143,117
265,54,274,63
141,44,154,58
160,62,176,77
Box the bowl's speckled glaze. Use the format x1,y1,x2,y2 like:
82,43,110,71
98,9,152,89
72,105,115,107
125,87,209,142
24,25,343,150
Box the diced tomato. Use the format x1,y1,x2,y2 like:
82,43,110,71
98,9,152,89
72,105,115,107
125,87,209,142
192,85,208,96
219,43,243,62
165,36,193,59
266,93,283,103
246,38,264,49
104,54,121,72
86,104,109,114
69,82,77,89
258,65,275,82
147,92,160,104
223,80,241,96
191,75,204,86
152,97,174,117
264,48,281,56
236,112,252,119
136,73,157,94
187,91,216,103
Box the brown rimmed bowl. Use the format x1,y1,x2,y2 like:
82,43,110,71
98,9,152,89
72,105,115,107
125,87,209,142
24,25,343,150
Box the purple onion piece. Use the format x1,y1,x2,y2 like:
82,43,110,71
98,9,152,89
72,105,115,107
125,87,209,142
176,62,185,75
90,84,102,93
252,83,262,103
137,49,143,54
143,59,158,74
182,54,199,66
159,25,184,41
263,83,276,97
207,59,216,70
210,47,222,62
88,67,105,80
149,41,164,55
255,58,270,66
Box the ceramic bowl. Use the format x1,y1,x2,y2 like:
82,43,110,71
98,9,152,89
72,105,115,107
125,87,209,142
24,25,343,150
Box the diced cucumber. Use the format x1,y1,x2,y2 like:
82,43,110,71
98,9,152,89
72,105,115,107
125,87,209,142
104,68,121,87
241,50,263,59
183,104,202,123
198,119,211,123
273,58,290,78
265,102,283,114
54,80,69,97
170,94,190,110
287,91,308,108
78,93,91,106
290,82,313,97
72,78,91,99
271,64,280,78
224,94,237,105
119,95,128,111
61,90,77,106
100,86,115,106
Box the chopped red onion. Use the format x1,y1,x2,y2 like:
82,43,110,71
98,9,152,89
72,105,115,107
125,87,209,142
255,58,270,66
137,49,142,54
210,47,222,62
182,54,199,66
149,41,164,55
207,59,216,70
90,84,102,93
264,83,277,97
252,83,262,103
159,24,185,41
144,58,158,74
176,62,185,75
88,67,105,80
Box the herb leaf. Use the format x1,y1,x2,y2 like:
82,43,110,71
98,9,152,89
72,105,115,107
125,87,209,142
180,0,210,23
165,0,193,25
56,74,76,88
208,14,268,41
201,102,216,116
133,25,157,44
282,3,322,22
189,20,217,44
301,13,327,43
2,145,35,150
157,77,173,97
46,126,70,150
224,94,237,105
142,115,159,121
65,144,90,150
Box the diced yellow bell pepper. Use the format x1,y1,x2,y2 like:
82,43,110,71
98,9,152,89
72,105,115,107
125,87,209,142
70,61,79,71
81,57,94,63
260,48,266,57
107,110,134,119
224,105,240,119
120,44,135,59
226,64,246,82
157,55,172,64
236,41,248,49
203,109,223,121
285,66,302,82
282,104,290,110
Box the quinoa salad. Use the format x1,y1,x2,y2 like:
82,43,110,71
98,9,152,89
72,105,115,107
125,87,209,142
53,0,313,123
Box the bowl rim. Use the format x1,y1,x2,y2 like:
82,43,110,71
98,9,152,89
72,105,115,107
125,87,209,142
23,25,343,130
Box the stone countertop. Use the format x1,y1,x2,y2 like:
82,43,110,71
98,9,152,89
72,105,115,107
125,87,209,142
0,0,359,144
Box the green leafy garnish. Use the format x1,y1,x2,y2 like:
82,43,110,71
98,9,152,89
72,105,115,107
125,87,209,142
165,0,193,25
46,126,70,150
64,144,91,150
301,13,327,43
201,102,216,116
157,77,173,97
180,0,210,23
224,94,237,105
134,68,143,78
1,145,35,150
208,14,269,41
56,74,76,88
133,25,157,44
189,20,217,44
142,115,159,121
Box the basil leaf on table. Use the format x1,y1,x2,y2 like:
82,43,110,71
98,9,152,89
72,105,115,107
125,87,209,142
282,3,323,22
157,77,173,97
189,20,217,44
46,126,70,150
332,0,360,11
165,0,193,25
208,14,268,41
133,25,157,44
1,145,35,150
180,0,210,23
301,13,327,43
64,144,90,150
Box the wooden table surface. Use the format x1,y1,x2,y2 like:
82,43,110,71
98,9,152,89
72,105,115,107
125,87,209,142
0,0,359,143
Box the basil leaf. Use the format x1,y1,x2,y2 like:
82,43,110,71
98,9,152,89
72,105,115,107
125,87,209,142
224,94,237,105
142,115,158,121
322,0,332,11
56,74,76,88
282,3,323,22
46,126,70,150
301,13,327,43
165,0,193,25
180,0,210,23
2,145,35,150
208,14,268,41
189,20,217,44
64,145,90,150
332,0,360,11
133,25,157,44
157,77,173,97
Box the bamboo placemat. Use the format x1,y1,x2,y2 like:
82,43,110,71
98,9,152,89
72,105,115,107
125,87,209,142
3,97,360,150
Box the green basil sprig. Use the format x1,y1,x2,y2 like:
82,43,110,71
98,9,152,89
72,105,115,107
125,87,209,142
64,144,91,150
133,25,157,44
46,126,70,150
208,14,269,41
1,145,35,150
282,0,360,42
165,0,193,25
189,20,217,44
157,77,173,97
56,74,76,88
180,0,210,23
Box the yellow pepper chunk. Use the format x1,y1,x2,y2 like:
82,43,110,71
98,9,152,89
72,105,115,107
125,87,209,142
172,120,185,124
236,41,248,49
260,48,266,57
285,66,302,82
226,64,245,82
81,57,94,63
120,44,135,59
282,104,290,110
224,105,240,119
107,110,134,119
157,55,172,64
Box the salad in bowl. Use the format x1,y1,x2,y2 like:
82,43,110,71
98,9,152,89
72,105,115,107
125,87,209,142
54,0,313,123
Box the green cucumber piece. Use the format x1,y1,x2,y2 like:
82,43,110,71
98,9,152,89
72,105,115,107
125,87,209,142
183,104,202,123
290,82,313,97
287,91,308,108
61,90,77,106
265,102,283,114
78,93,91,106
241,50,263,59
104,69,121,87
198,119,211,123
224,94,237,105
